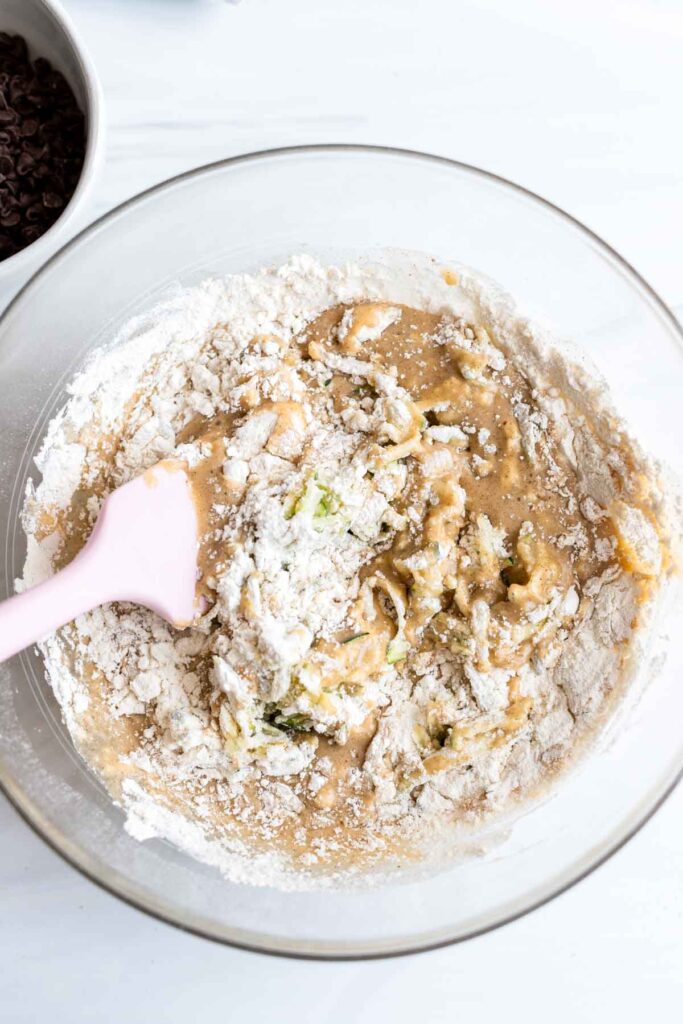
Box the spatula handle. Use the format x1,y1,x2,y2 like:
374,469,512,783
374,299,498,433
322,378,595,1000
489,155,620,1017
0,543,110,663
0,462,199,664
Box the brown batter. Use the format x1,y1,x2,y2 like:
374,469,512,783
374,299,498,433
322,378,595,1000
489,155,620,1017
40,299,657,876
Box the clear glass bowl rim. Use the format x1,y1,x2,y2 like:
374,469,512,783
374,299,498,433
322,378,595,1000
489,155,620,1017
1,143,682,961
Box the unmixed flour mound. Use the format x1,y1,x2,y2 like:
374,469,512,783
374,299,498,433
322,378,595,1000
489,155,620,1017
20,254,678,889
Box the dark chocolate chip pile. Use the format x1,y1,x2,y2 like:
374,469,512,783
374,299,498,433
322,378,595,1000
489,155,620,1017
0,32,85,262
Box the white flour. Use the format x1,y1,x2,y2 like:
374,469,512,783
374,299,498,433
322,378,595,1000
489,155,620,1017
19,253,678,889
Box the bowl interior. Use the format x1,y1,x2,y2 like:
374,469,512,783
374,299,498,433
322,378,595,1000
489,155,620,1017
0,147,682,957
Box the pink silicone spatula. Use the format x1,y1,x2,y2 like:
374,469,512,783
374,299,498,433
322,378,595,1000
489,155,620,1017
0,461,199,663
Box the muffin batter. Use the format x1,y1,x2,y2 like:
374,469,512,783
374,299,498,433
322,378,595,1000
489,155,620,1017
20,256,674,887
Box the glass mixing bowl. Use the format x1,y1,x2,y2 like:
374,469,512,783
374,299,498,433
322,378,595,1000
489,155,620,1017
1,146,682,959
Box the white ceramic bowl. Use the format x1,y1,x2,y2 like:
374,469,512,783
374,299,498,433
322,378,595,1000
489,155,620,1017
1,147,682,958
0,0,103,285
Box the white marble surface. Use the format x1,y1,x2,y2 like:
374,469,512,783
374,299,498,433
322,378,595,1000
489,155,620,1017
1,0,682,1019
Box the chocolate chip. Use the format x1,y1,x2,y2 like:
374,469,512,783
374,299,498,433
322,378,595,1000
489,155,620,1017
0,32,85,260
15,151,34,175
19,118,38,138
25,202,44,222
42,191,63,209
